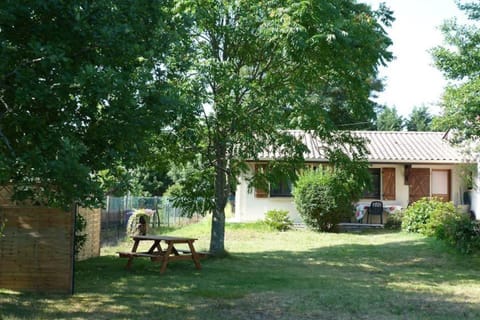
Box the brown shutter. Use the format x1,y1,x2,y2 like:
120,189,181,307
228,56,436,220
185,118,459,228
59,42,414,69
382,168,396,200
409,168,430,204
254,164,268,198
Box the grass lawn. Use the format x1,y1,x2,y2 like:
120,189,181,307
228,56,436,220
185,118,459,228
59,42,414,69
1,219,480,320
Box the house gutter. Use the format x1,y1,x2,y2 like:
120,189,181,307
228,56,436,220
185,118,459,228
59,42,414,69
249,159,472,165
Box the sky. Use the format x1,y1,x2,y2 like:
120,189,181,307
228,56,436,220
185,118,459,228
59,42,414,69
361,0,470,117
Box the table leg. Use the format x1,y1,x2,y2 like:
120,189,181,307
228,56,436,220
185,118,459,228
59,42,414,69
160,242,174,274
126,239,140,269
187,241,202,270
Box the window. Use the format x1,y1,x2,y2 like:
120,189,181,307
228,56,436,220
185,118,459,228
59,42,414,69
431,169,450,201
363,168,380,199
270,179,293,197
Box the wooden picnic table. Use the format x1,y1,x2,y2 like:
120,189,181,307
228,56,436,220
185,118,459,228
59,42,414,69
118,235,202,274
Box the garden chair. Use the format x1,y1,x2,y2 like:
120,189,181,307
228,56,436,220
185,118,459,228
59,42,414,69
367,201,384,224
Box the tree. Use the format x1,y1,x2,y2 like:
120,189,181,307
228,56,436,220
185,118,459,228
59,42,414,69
0,1,182,207
170,0,394,255
406,105,433,131
376,106,404,131
431,1,480,143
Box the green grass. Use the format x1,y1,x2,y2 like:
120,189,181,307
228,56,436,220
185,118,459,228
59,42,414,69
1,219,480,319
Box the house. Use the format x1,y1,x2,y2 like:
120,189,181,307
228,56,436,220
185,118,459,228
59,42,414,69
234,130,476,223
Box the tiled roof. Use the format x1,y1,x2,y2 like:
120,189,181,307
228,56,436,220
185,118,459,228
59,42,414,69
258,130,470,163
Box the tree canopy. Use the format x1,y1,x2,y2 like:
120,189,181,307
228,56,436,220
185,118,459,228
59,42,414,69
168,0,393,254
376,106,404,131
0,1,182,207
0,1,394,254
406,105,433,131
431,1,480,143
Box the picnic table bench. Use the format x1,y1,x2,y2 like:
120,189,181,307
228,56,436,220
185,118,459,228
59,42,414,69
118,235,203,274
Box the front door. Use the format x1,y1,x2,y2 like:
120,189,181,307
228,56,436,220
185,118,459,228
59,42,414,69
409,168,430,204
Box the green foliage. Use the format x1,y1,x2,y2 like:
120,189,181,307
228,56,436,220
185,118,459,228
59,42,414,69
423,201,458,238
432,210,480,254
74,212,87,256
406,105,433,131
402,197,480,254
264,209,293,231
0,1,182,208
431,3,480,143
402,198,448,234
293,169,363,232
165,157,215,218
99,165,172,197
376,106,404,131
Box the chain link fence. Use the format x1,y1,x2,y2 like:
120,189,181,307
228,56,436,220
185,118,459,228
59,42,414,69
101,196,201,246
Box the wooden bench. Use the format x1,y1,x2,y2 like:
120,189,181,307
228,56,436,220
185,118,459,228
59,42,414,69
118,251,164,261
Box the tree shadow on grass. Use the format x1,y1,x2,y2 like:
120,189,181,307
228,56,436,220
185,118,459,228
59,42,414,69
1,236,479,320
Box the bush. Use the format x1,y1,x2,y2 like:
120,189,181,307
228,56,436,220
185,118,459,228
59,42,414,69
293,170,353,232
402,197,480,254
402,198,446,234
442,214,480,254
424,201,457,238
264,209,293,231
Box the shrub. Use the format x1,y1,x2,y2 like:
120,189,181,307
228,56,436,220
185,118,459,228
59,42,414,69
442,214,480,254
424,201,457,238
264,209,293,231
402,197,480,254
402,198,444,234
293,170,353,232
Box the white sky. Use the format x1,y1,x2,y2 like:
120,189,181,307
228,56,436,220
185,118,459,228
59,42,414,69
361,0,470,117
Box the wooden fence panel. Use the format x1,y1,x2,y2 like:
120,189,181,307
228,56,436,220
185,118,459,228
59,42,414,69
76,207,101,261
0,207,74,294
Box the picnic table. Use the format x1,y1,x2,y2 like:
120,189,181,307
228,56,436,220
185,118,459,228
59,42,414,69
118,235,202,274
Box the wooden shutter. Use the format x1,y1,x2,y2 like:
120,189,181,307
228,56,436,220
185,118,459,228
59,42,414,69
254,164,268,198
382,168,396,200
409,168,430,204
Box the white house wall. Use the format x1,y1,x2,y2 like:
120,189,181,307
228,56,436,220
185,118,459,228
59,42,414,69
470,160,480,219
234,163,467,223
234,165,301,223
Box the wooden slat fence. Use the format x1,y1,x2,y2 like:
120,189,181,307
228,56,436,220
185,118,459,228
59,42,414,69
0,207,75,294
76,207,101,261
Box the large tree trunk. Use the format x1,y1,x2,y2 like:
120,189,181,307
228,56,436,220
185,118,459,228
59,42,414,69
209,141,228,255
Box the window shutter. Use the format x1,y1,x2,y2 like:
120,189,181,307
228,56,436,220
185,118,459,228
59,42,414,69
254,164,268,198
382,168,396,200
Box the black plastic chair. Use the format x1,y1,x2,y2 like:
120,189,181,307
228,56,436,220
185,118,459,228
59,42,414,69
367,201,384,224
